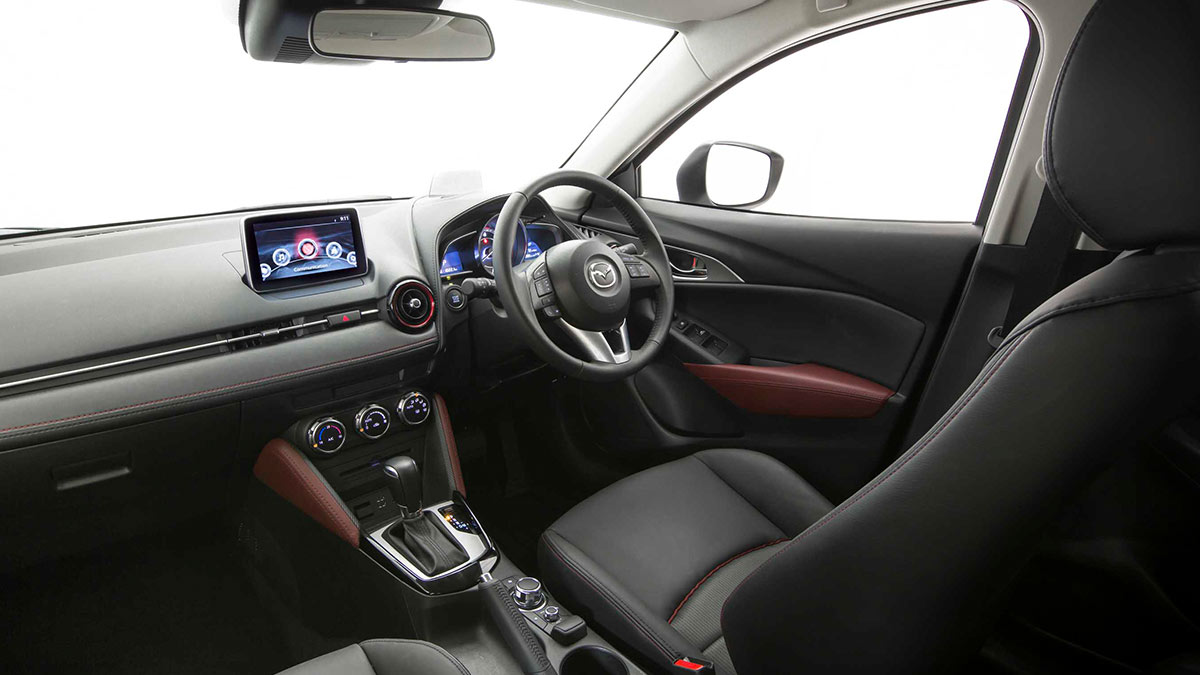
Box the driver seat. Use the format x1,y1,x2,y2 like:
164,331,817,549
538,2,1200,673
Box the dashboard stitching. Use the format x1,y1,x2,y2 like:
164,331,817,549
0,335,438,438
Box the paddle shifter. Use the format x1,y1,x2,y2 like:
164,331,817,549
382,455,422,517
380,455,467,576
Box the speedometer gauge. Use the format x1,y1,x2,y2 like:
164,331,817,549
475,215,528,276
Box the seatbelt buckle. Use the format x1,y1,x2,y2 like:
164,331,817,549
673,657,715,673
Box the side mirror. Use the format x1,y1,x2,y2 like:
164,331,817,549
676,142,784,209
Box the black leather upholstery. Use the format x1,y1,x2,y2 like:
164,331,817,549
1046,0,1200,250
538,449,831,671
541,2,1200,672
277,639,469,675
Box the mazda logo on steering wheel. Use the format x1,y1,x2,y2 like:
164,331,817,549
587,260,617,290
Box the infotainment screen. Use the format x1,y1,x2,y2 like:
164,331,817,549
242,209,368,292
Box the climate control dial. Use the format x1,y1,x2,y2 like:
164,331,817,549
307,418,347,454
397,392,431,426
355,404,391,440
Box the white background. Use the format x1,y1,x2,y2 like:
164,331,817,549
641,1,1030,222
0,0,668,230
2,0,1028,231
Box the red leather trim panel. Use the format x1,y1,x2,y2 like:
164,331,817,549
434,394,466,495
253,438,360,548
684,363,894,419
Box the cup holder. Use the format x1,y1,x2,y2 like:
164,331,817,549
559,646,629,675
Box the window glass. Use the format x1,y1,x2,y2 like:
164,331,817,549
640,1,1031,222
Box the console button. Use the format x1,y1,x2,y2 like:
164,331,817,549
325,310,362,327
542,606,560,623
445,286,467,311
397,392,431,426
512,577,545,610
354,404,391,440
307,418,347,454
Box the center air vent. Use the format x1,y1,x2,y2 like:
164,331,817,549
387,280,436,332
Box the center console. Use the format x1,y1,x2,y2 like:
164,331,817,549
253,387,647,675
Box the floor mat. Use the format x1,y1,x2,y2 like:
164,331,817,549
0,516,292,675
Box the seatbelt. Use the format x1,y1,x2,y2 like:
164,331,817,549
987,184,1078,348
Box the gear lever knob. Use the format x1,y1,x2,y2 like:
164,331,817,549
382,455,422,516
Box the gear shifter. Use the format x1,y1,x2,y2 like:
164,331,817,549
382,455,422,517
380,455,467,576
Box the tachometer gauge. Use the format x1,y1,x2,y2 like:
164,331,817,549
475,215,528,276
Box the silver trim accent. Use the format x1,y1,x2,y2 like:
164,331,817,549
365,500,495,586
397,391,432,425
354,404,391,440
557,319,631,364
306,417,347,454
0,308,380,394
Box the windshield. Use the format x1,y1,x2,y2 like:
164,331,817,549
0,1,671,232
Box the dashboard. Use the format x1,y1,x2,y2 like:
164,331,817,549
438,215,565,279
0,191,571,453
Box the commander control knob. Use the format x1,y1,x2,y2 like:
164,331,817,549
512,577,545,610
355,404,391,440
307,418,347,454
397,392,431,426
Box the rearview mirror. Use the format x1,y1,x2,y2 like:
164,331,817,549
311,8,494,61
676,142,784,209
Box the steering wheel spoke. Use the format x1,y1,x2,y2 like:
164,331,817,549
616,251,663,291
522,253,563,319
557,319,631,364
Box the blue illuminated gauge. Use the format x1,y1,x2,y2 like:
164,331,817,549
397,392,431,426
475,215,527,276
355,404,391,440
307,418,346,454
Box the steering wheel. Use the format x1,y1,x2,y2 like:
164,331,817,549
493,170,675,382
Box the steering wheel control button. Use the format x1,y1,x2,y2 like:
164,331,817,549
543,304,562,318
533,264,549,280
397,392,432,426
307,418,347,454
325,309,362,327
534,278,554,297
512,577,545,610
626,263,650,279
445,286,467,311
354,404,391,440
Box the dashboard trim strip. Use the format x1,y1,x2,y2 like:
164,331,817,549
0,332,436,439
0,310,380,394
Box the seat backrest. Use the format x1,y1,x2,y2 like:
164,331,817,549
722,1,1200,672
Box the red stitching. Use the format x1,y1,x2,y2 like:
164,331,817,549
0,336,437,435
718,332,1029,628
667,538,786,624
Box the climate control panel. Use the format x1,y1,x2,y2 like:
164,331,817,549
295,389,433,459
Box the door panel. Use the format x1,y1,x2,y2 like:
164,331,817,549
569,198,980,500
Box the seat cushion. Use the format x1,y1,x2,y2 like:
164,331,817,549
538,449,831,673
277,639,469,675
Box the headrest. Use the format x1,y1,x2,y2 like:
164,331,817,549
1045,0,1200,250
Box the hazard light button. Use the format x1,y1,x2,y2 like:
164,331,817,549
324,310,362,327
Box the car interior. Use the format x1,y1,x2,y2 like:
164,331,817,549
2,0,1200,673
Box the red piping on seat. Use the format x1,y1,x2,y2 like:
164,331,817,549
667,538,787,624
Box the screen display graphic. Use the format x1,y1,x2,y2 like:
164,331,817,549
243,210,368,292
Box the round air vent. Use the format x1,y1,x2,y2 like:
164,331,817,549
387,280,436,332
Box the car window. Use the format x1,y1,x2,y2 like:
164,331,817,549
639,1,1031,222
